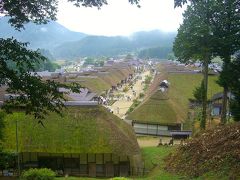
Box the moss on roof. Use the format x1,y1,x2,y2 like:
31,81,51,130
3,106,140,156
74,77,111,94
127,73,222,124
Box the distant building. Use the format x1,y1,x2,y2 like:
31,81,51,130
211,92,233,116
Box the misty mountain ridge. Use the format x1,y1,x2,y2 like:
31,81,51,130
53,31,176,59
0,16,176,59
0,17,86,50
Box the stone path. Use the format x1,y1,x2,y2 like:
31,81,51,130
110,70,150,119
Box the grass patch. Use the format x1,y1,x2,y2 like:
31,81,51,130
55,177,108,180
138,146,183,180
126,99,141,114
142,146,174,170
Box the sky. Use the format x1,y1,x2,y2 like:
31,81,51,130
57,0,185,36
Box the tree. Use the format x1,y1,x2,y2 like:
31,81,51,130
225,54,240,121
210,0,240,124
175,0,240,126
0,38,81,119
193,80,205,103
173,1,215,129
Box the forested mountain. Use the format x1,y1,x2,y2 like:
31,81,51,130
53,31,176,59
0,17,86,50
0,17,176,59
131,30,176,48
138,46,173,59
53,36,133,59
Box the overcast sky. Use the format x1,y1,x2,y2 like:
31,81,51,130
57,0,185,36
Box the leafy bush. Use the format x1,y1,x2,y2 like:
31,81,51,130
111,177,129,180
139,93,145,99
128,107,134,113
21,168,56,180
144,75,152,84
0,151,16,169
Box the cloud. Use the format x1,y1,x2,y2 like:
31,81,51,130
57,0,185,36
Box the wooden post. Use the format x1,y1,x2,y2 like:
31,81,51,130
16,120,20,176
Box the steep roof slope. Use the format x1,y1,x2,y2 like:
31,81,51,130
127,67,222,125
3,106,140,156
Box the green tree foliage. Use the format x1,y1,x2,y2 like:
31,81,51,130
0,38,80,119
138,46,172,59
125,54,133,60
83,57,105,67
210,0,240,124
144,75,152,84
224,54,240,121
0,0,145,119
33,59,60,72
83,57,95,66
173,2,215,129
193,80,205,103
167,53,176,61
175,0,240,126
21,168,56,180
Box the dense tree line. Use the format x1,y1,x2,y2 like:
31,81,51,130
138,46,172,59
174,0,240,128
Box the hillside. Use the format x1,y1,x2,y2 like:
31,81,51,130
138,46,173,59
0,17,86,50
165,122,240,179
53,36,133,59
53,30,176,59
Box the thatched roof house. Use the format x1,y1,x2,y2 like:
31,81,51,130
3,106,142,177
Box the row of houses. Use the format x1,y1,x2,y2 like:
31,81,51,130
0,60,146,178
0,60,145,105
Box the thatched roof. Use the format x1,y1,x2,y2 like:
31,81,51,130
3,106,140,156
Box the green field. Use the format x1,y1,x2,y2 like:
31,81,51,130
138,147,183,180
127,73,222,124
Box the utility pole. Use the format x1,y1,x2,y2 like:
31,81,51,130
16,120,20,176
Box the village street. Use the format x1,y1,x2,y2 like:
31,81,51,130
110,70,150,119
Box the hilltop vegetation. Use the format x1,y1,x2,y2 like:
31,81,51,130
53,31,175,59
138,46,172,59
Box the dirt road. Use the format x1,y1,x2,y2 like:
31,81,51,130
111,70,150,118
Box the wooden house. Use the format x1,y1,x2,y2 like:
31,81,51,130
211,92,232,116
